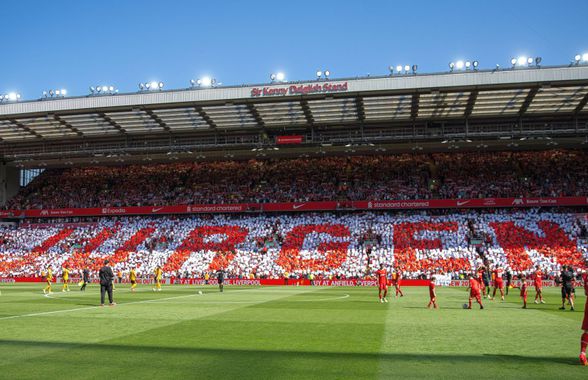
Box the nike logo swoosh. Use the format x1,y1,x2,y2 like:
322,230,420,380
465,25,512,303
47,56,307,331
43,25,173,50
293,204,306,209
152,207,164,212
456,200,470,206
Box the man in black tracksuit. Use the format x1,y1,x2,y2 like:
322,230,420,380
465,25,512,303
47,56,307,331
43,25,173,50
559,266,575,311
99,260,116,306
80,267,90,291
217,270,225,293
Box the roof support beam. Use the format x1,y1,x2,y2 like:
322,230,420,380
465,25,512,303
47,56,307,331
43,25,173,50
300,100,314,127
246,103,265,128
52,114,83,137
464,90,479,118
574,92,588,114
518,87,539,116
355,96,366,122
195,106,217,129
410,93,420,119
98,112,127,134
8,119,42,139
144,109,171,132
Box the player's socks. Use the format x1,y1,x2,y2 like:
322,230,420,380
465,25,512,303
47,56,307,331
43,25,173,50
580,352,587,366
580,333,588,353
384,298,388,303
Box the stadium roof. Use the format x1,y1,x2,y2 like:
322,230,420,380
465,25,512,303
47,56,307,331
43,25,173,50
2,65,588,167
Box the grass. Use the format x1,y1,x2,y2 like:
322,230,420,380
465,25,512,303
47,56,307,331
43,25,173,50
0,283,585,379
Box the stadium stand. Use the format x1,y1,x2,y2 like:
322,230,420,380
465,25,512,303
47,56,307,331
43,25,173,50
1,211,586,279
5,150,588,209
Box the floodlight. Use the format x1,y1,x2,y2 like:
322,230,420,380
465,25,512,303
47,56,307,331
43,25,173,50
158,82,164,89
517,56,527,65
510,58,517,66
102,86,108,92
396,65,402,73
109,86,114,91
270,73,276,81
190,79,195,86
472,60,479,68
90,86,95,93
388,65,394,73
535,57,542,65
583,53,588,61
7,93,18,101
456,61,464,69
201,77,212,87
139,83,144,90
276,72,285,81
42,91,48,97
411,64,417,73
149,81,158,89
316,70,322,78
449,62,455,71
575,54,582,62
55,90,60,96
324,70,330,77
465,61,471,69
404,65,410,72
196,79,202,86
527,57,533,64
49,90,54,96
61,89,67,96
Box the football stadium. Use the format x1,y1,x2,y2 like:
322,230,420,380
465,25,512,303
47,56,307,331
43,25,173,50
1,2,588,379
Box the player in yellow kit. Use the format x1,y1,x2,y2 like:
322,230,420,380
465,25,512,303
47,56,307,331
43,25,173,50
153,266,162,292
43,268,53,294
62,267,70,292
130,267,137,292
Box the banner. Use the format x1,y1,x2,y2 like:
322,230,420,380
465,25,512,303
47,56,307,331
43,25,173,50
1,196,587,219
276,135,303,145
3,277,581,287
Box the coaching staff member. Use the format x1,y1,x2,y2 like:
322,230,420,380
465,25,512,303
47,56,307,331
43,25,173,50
99,260,116,306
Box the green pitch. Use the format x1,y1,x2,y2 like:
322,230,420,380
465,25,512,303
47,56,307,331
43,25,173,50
0,283,585,379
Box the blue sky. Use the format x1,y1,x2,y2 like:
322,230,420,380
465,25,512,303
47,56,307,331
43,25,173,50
1,0,586,99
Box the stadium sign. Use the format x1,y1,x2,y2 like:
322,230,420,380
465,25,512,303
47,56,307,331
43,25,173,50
250,82,348,97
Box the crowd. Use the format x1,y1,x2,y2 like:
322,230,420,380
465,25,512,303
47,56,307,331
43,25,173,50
5,150,588,209
0,211,586,279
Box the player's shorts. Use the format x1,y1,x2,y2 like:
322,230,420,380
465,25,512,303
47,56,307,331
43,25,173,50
379,282,387,290
534,283,542,291
494,280,504,288
470,290,480,298
562,285,574,299
131,280,136,285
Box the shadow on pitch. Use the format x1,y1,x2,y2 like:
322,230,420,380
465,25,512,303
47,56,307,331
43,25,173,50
0,339,578,367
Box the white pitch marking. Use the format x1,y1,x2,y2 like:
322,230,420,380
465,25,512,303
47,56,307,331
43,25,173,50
0,293,202,321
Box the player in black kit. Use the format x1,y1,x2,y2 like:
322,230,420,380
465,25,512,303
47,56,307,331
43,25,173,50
217,269,225,293
559,265,575,311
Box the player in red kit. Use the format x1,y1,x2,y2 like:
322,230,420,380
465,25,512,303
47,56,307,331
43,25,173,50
520,275,528,309
477,267,487,298
392,269,404,298
376,264,388,303
579,269,588,366
491,266,505,301
427,276,438,309
534,266,545,304
467,274,484,309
